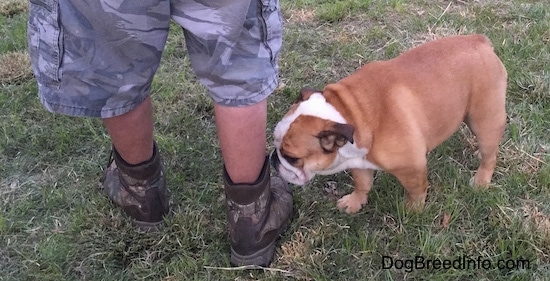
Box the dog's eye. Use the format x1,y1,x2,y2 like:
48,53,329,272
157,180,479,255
283,155,300,165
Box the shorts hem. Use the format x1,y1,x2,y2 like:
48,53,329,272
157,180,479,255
210,75,278,107
40,94,147,118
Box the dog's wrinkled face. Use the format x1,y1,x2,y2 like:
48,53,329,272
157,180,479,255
273,90,362,185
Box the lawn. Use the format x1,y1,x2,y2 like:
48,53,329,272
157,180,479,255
1,0,549,280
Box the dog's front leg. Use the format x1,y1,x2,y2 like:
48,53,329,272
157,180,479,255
337,168,374,214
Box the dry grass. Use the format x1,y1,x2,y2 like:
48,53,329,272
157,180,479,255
521,204,550,236
0,0,27,17
285,8,316,24
499,201,550,256
0,51,32,83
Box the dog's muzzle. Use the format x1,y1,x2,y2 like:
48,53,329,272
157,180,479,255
269,149,310,185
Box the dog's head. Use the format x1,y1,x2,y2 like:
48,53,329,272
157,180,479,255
272,88,358,185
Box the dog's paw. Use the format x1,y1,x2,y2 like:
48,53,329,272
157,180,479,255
405,199,425,212
469,175,491,188
337,193,367,214
404,193,427,212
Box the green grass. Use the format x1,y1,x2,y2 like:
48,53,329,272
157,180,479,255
1,0,549,280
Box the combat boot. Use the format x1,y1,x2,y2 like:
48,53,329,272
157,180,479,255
101,142,170,232
224,156,293,266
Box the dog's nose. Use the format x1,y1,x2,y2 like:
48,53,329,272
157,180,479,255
269,150,280,171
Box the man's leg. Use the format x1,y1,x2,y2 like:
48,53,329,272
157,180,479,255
172,0,292,266
103,96,155,165
214,100,267,183
101,96,170,232
29,0,171,231
217,100,293,266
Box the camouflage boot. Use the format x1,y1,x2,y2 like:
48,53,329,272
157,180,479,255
101,142,170,232
224,156,293,267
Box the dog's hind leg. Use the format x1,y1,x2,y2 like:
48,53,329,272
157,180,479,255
467,117,506,186
391,162,429,211
466,85,506,186
466,46,507,186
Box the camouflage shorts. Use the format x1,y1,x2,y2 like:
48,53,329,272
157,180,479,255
27,0,282,118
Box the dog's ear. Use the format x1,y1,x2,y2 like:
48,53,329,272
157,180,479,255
297,87,322,102
317,122,355,152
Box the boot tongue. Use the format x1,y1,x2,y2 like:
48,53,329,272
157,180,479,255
224,157,270,205
114,142,161,181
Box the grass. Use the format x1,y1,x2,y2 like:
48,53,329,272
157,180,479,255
1,0,549,280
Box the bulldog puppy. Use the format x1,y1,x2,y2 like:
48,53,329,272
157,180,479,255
273,34,507,213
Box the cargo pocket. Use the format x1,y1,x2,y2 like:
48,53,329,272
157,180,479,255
259,0,283,64
27,0,62,89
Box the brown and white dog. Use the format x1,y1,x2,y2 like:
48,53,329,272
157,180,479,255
272,34,507,213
